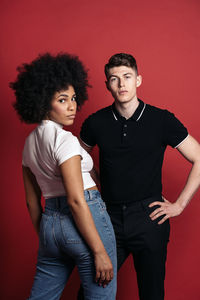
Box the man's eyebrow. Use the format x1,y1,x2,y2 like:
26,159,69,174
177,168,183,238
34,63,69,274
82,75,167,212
123,72,133,76
108,72,133,80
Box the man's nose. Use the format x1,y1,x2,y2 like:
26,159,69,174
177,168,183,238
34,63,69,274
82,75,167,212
119,78,125,87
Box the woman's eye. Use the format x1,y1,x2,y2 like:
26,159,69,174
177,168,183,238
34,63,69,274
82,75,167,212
72,96,76,101
59,99,65,103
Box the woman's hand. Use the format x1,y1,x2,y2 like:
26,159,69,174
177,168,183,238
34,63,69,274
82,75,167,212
94,250,114,287
60,156,115,287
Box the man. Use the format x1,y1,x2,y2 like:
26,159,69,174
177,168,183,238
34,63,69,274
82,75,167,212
78,53,200,300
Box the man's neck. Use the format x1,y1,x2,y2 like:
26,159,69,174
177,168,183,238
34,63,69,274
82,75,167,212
114,98,139,119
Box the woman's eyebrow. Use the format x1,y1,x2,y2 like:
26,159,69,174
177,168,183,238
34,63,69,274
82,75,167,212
57,93,69,98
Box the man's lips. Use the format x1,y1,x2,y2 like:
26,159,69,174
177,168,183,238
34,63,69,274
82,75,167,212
119,90,128,95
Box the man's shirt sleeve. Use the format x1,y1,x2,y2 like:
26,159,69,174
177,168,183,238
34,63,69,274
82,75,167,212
80,115,97,147
163,110,188,148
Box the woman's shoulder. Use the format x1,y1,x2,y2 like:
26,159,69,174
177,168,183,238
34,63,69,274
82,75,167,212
50,126,80,149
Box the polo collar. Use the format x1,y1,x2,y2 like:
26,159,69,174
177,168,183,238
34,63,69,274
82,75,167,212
111,99,146,122
41,120,63,129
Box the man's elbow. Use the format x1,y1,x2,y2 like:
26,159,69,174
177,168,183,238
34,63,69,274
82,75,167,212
79,138,93,153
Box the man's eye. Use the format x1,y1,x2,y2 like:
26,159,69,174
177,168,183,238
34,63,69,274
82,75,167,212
110,77,117,82
125,75,131,79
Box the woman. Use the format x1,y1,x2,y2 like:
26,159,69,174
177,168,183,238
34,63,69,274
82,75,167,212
10,53,117,300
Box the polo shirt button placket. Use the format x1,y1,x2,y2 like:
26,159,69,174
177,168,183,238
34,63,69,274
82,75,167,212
122,123,128,140
122,204,127,222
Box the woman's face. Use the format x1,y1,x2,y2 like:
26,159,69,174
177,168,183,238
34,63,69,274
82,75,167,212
48,85,77,126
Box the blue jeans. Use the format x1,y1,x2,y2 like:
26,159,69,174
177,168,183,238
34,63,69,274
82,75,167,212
28,190,117,300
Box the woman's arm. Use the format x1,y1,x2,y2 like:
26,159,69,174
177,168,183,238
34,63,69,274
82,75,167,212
60,155,113,286
79,138,101,189
22,166,42,235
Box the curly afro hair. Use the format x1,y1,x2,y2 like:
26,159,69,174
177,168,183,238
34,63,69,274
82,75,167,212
10,53,90,123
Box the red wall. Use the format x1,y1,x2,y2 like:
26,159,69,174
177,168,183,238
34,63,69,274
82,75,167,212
1,0,200,299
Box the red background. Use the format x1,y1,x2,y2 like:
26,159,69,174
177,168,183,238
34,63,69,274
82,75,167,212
1,0,200,299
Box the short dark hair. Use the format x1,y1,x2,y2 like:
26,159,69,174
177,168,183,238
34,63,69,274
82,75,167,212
10,53,90,123
104,53,138,79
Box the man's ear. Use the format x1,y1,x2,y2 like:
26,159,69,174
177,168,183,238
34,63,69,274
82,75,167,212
105,80,111,91
136,75,142,87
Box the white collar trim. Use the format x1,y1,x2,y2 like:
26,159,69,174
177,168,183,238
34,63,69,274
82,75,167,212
136,103,146,121
111,102,146,122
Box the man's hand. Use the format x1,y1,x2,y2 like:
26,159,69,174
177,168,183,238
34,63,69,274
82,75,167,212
149,135,200,225
149,197,183,225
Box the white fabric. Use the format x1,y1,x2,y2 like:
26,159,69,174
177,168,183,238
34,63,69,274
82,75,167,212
22,120,95,198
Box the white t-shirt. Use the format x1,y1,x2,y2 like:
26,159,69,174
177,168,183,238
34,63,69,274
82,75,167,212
22,120,96,198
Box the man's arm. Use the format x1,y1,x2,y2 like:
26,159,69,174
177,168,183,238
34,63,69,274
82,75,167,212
79,138,100,187
79,138,93,153
149,135,200,224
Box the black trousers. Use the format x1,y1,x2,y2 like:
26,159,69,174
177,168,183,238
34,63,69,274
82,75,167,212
78,195,170,300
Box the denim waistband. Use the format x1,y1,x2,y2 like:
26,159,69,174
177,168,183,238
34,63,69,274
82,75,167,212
45,190,101,210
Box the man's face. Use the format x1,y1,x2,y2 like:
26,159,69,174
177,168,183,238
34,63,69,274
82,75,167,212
106,66,142,104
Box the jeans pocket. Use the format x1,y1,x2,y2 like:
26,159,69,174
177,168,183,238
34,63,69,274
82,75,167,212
60,215,83,244
99,201,107,213
39,213,50,247
143,198,165,226
143,199,170,241
98,204,116,251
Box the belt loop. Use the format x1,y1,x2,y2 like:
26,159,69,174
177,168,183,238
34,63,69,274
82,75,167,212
56,197,60,209
88,190,91,200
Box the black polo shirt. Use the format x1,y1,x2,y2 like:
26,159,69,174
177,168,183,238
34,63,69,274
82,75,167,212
80,99,188,204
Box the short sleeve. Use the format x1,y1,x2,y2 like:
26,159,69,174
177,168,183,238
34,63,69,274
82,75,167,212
22,157,27,166
22,139,28,167
55,132,82,166
163,110,188,148
80,115,96,147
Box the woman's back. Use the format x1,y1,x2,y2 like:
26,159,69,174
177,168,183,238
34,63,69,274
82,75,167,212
23,120,95,198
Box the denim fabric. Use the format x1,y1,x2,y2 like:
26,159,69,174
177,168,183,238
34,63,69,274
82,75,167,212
28,190,117,300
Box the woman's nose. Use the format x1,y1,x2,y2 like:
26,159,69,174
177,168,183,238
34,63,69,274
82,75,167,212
68,101,76,111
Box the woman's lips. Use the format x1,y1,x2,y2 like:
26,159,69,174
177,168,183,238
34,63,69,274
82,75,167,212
67,114,76,119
